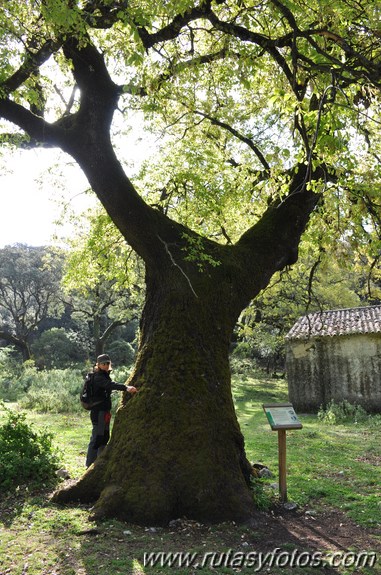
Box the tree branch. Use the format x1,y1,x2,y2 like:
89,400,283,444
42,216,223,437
99,319,127,344
367,255,380,300
0,330,27,350
81,0,129,29
271,0,381,88
1,39,60,96
136,2,212,49
194,110,271,173
305,250,324,315
234,162,328,307
0,99,62,147
206,9,301,99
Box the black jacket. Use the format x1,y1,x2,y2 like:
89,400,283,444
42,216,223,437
92,369,126,412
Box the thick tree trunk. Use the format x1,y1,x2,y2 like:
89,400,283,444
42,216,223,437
54,259,257,524
20,341,31,363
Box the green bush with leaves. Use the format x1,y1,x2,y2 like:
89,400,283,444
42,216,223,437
19,367,85,413
0,403,61,492
31,328,84,369
0,359,85,408
318,400,369,425
18,366,132,413
107,340,135,366
0,347,25,401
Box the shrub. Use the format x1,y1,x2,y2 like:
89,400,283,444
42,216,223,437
0,403,61,492
0,361,84,408
112,365,133,384
18,366,132,413
230,344,257,375
107,340,135,365
230,355,257,376
368,414,381,427
31,328,83,369
318,400,369,424
19,368,84,413
0,347,25,401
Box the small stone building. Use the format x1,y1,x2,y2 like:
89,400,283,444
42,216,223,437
286,305,381,413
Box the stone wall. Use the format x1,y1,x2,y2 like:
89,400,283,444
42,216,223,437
286,334,381,412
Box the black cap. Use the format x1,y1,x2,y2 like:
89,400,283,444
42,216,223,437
97,354,111,363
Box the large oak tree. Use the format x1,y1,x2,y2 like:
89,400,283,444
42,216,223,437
0,0,380,524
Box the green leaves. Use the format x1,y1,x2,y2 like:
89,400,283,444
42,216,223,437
61,206,143,332
39,0,87,41
1,0,381,283
181,232,221,270
62,208,140,292
0,402,60,492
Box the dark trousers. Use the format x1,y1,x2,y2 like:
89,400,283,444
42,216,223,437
86,410,111,468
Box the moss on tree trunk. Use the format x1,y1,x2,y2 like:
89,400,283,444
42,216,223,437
53,261,257,524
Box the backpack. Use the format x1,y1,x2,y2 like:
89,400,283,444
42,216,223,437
80,372,103,410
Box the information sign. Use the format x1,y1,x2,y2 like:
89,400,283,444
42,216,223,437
262,402,303,430
262,402,303,503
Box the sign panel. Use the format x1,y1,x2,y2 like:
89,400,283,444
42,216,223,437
262,402,303,430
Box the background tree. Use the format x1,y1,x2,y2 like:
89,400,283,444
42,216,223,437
234,235,365,373
0,1,380,524
0,245,64,361
61,208,143,359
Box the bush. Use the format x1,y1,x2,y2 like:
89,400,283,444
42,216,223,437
31,328,83,369
107,340,135,365
368,414,381,427
19,368,84,413
0,403,61,492
0,347,25,401
1,361,133,413
318,400,369,425
18,366,132,413
0,360,84,408
230,355,257,376
230,344,257,375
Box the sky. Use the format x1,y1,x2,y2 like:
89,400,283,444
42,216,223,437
0,147,97,248
0,123,154,248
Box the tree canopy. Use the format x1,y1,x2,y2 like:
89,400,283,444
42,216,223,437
62,208,143,357
1,0,380,253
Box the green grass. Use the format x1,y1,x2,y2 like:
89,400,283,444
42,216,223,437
0,375,380,575
232,376,381,528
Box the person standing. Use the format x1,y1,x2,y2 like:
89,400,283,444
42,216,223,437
86,353,137,468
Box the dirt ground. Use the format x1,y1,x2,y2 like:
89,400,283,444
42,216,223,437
153,505,381,574
250,506,381,554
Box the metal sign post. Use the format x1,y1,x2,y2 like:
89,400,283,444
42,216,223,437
262,403,303,503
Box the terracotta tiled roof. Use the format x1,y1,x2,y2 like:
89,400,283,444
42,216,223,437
286,305,381,340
